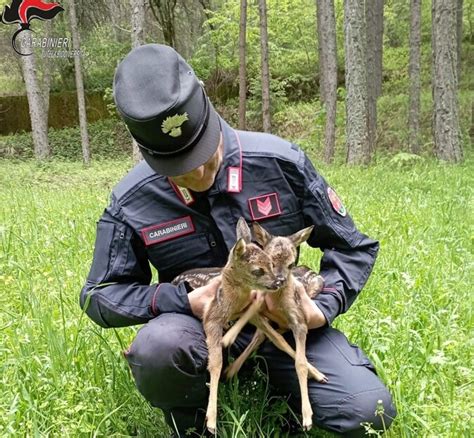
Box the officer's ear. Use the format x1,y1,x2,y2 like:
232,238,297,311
236,217,251,243
252,221,272,247
289,226,314,247
232,238,247,259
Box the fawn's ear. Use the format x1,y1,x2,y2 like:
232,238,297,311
252,221,272,247
289,225,314,247
236,217,252,243
232,238,247,258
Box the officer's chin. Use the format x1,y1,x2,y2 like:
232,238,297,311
185,175,217,192
186,179,214,192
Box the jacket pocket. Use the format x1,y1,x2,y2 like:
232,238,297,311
256,211,305,237
323,330,376,371
147,233,213,281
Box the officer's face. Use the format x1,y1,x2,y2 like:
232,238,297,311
170,133,223,192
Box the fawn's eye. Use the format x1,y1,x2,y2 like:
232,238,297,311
251,268,265,277
288,262,295,269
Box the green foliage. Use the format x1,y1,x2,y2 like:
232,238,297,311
389,152,424,167
1,157,472,436
0,119,131,160
81,25,131,91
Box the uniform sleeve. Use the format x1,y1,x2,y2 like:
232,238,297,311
79,201,192,328
300,155,379,325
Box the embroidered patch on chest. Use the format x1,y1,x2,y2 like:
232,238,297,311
248,193,282,220
327,187,347,217
140,216,195,246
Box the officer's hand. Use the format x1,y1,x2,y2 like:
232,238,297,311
188,276,222,320
300,291,327,329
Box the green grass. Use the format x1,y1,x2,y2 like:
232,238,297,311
0,157,472,437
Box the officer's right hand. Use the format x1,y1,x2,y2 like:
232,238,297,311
188,276,222,320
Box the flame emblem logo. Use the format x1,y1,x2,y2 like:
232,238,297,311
0,0,64,56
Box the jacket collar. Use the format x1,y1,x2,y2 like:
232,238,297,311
208,118,243,195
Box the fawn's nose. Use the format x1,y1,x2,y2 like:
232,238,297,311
273,276,286,288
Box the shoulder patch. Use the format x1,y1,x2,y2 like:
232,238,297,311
327,187,347,217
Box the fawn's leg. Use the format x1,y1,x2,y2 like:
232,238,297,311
224,329,266,379
252,315,328,383
292,324,313,431
204,321,223,435
221,293,264,347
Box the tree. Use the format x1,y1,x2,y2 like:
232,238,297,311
150,0,177,47
238,0,247,130
258,0,271,133
432,0,463,162
19,31,50,159
316,0,337,163
344,0,370,164
365,0,383,155
456,0,463,82
68,0,90,165
131,0,146,163
408,0,421,154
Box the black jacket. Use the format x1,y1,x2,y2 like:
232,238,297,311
80,120,379,328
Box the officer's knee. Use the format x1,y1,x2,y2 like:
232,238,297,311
336,387,397,437
125,314,208,409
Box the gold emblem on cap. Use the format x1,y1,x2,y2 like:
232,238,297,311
161,112,189,138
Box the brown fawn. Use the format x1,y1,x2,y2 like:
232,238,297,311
172,220,327,432
193,217,285,434
220,221,328,431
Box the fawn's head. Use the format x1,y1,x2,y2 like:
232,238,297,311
252,222,314,290
227,218,281,291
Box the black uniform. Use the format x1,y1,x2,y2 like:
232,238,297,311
81,120,396,436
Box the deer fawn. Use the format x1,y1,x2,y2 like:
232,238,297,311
221,221,328,431
194,217,286,434
172,220,327,433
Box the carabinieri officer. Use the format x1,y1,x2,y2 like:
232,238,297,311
80,44,396,437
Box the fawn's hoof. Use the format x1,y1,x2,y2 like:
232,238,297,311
206,421,216,435
307,363,328,383
224,363,238,380
302,420,313,431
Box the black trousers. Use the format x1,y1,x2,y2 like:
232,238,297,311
125,313,396,437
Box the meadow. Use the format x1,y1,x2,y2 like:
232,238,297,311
0,156,472,437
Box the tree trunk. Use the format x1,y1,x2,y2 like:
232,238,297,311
456,0,463,83
42,20,52,118
131,0,146,163
150,0,177,47
68,0,90,165
409,0,421,154
432,0,463,162
365,0,383,156
317,0,337,163
374,0,384,98
19,31,50,159
365,0,376,155
316,0,326,103
238,0,247,130
258,0,271,133
344,0,370,164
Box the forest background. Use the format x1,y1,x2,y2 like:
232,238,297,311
0,0,472,437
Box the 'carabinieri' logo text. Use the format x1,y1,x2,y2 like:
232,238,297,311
0,0,64,56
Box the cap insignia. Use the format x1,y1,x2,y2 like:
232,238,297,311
161,112,189,137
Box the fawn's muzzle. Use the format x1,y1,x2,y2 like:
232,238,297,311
269,276,286,290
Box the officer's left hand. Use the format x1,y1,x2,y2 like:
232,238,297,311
188,276,222,320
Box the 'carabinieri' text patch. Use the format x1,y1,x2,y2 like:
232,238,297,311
140,216,195,246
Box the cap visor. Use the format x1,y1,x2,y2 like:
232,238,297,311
140,104,221,177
